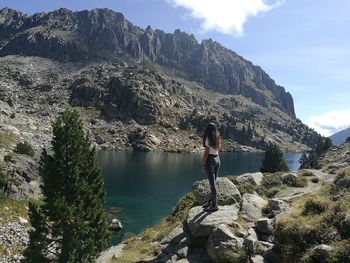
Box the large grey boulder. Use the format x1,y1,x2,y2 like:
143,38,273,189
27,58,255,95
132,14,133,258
207,224,244,263
186,205,239,245
192,177,241,205
235,172,263,186
240,193,268,222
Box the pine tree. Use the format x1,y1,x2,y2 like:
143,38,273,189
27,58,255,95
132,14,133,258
23,110,110,263
260,143,289,173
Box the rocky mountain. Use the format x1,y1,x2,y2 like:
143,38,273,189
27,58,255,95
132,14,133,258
0,7,322,155
329,127,350,145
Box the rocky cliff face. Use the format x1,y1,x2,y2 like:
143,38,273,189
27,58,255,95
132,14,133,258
0,7,294,116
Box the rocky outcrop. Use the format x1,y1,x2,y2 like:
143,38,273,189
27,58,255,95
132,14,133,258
186,205,239,245
192,177,241,205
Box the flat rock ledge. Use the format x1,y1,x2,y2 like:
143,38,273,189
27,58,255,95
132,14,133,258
186,205,239,244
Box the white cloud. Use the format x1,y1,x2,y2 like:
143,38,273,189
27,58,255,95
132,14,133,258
167,0,284,35
306,109,350,137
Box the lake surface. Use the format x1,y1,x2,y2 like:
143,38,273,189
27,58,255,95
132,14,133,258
97,151,302,243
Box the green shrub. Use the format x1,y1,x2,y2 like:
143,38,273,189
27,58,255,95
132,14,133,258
261,174,283,188
275,216,330,260
326,240,350,262
282,173,308,187
329,197,350,239
311,177,319,183
301,171,314,177
4,154,14,163
333,172,350,195
0,172,9,188
14,141,34,157
302,198,329,216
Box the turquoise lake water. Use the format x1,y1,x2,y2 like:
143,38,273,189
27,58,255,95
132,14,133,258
97,151,302,243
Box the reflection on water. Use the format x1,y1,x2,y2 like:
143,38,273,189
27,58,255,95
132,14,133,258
97,151,302,243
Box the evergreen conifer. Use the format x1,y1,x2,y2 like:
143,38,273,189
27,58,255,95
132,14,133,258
260,143,289,173
23,110,110,263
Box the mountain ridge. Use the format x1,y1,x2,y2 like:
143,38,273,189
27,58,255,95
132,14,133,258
0,7,295,117
0,7,322,155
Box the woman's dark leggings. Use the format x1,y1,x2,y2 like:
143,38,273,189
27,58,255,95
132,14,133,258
205,155,221,206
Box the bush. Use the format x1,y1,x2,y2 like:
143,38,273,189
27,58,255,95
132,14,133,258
0,172,9,188
311,177,319,183
275,216,330,260
332,172,350,195
301,171,314,177
326,240,350,262
261,174,283,188
282,173,308,187
302,198,329,216
260,143,289,173
4,154,13,162
14,141,34,157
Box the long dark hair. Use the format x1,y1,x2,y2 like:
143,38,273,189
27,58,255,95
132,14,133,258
203,122,221,149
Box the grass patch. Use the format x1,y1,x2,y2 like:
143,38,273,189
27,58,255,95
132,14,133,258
112,192,197,263
299,171,315,177
274,184,350,262
0,132,18,149
0,197,29,224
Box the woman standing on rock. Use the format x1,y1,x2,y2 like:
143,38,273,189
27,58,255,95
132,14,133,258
201,122,221,212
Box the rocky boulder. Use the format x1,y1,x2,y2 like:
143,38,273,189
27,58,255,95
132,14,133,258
268,198,289,212
235,172,263,186
186,205,239,245
128,128,160,152
192,177,241,205
240,193,268,222
207,224,244,263
108,218,123,232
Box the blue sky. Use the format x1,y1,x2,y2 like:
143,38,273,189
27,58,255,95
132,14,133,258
1,0,349,136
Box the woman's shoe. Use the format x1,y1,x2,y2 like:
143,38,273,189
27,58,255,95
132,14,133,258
207,204,219,212
202,202,212,208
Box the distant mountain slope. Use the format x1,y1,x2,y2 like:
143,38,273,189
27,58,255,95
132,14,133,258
330,127,350,145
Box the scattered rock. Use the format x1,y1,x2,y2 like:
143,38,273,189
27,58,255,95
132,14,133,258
255,218,274,235
243,228,258,253
17,217,28,225
240,193,268,222
268,198,289,212
108,218,123,231
207,224,244,263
